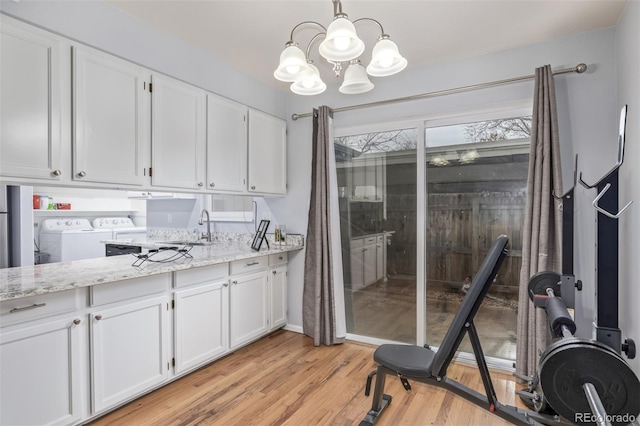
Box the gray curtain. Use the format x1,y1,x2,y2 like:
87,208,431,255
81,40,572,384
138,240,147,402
516,65,564,378
303,106,345,346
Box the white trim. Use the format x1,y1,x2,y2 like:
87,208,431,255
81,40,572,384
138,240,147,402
416,122,427,347
283,324,303,334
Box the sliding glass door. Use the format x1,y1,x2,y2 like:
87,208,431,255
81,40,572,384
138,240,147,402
334,111,530,362
335,128,418,344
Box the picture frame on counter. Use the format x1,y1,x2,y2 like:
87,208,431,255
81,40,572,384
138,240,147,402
251,219,270,251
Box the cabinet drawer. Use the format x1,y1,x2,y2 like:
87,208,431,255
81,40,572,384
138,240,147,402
230,256,268,275
364,236,377,245
268,252,288,267
174,263,229,288
91,274,170,306
350,238,364,249
0,289,82,327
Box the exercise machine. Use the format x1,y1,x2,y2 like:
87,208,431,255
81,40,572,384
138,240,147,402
522,105,639,424
360,235,556,425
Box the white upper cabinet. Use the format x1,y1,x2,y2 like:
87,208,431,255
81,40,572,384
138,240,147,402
247,109,287,195
0,18,64,181
73,47,148,186
206,95,248,192
151,75,206,190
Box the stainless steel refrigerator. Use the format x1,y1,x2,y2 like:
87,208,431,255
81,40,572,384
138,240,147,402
0,185,8,268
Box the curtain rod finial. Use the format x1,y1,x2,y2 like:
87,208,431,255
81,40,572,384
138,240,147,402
292,113,299,121
576,63,587,73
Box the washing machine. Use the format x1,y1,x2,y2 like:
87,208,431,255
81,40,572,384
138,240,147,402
39,218,112,263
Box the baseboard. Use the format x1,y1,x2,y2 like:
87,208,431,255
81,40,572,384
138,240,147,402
283,324,303,334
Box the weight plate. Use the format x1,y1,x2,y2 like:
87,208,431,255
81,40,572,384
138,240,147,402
528,271,561,304
539,339,640,425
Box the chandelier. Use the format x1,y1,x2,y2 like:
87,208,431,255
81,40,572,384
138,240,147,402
273,0,407,96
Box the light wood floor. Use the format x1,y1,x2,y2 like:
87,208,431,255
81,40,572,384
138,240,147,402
88,330,525,426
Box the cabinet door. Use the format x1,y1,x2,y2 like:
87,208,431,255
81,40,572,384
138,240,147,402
363,244,377,286
174,281,228,374
247,109,286,195
90,295,170,413
73,47,148,185
0,18,64,181
206,94,248,192
151,75,206,190
229,271,268,349
0,317,84,426
350,247,364,292
269,266,287,330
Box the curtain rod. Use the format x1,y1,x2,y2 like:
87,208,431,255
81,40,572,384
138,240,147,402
291,63,587,120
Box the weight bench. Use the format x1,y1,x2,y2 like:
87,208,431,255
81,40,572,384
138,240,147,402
360,235,562,426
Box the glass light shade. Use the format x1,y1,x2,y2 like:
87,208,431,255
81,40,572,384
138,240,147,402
290,63,326,95
318,16,365,62
339,61,374,94
274,44,309,82
366,38,408,77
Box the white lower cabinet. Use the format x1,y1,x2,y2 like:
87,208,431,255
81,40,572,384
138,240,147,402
174,280,229,374
269,265,287,330
90,295,170,414
0,316,85,426
229,270,268,349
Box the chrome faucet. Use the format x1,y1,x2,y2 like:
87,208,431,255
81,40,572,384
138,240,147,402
198,209,212,242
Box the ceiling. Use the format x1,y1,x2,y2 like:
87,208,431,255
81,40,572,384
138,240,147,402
107,0,628,93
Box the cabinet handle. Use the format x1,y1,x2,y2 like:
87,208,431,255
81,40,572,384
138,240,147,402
52,169,62,176
95,314,103,321
9,303,46,313
73,319,81,325
209,182,215,188
246,261,259,266
77,171,87,178
232,280,238,285
198,182,204,187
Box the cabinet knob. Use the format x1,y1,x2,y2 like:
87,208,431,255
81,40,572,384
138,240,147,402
77,171,87,178
209,182,215,188
272,270,277,275
223,282,228,287
251,185,256,190
95,314,103,321
73,319,81,325
52,169,62,176
232,280,238,285
198,182,204,187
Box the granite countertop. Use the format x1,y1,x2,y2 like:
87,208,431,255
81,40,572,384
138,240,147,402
0,240,303,302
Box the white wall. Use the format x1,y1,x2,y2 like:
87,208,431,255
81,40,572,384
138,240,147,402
616,0,640,375
274,28,619,334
